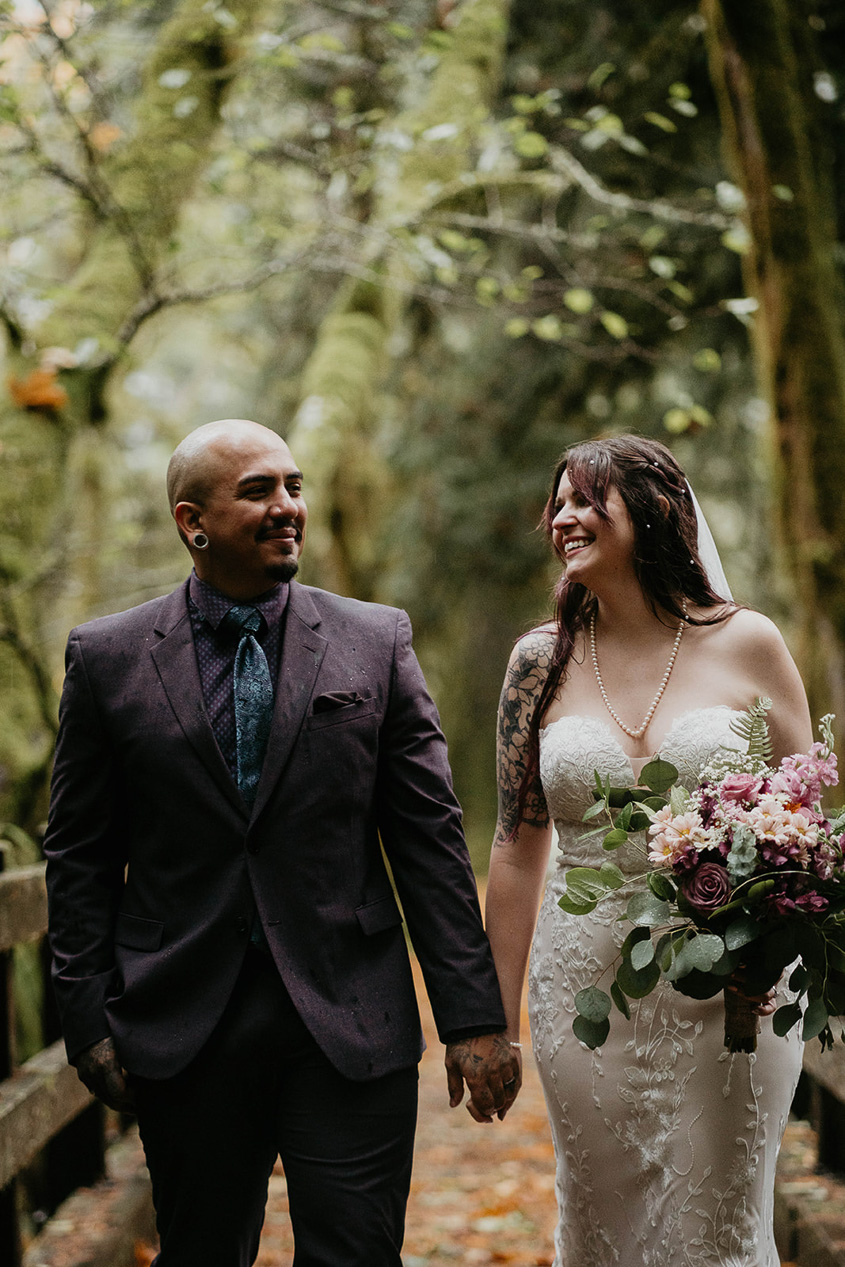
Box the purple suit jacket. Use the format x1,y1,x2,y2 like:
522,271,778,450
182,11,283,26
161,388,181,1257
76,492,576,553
44,580,505,1080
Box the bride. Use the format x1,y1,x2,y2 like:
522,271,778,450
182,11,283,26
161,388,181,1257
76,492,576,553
485,435,812,1266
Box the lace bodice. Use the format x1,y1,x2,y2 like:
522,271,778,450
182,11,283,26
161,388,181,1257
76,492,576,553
540,706,744,872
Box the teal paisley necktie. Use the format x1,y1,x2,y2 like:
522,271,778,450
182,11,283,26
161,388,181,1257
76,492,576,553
220,604,274,807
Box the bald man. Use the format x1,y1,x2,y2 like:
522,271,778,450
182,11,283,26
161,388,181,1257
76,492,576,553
44,420,516,1267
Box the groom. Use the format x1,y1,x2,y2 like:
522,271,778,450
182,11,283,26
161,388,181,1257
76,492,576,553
43,418,518,1266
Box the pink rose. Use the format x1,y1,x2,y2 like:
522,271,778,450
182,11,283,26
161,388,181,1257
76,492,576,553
683,862,732,913
720,772,763,804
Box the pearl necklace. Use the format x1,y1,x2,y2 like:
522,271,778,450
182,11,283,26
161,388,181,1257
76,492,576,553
590,606,687,740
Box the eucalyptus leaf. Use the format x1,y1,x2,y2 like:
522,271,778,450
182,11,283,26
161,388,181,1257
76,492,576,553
573,1013,610,1049
724,915,761,951
684,933,724,972
558,891,597,916
640,758,678,795
802,995,830,1042
647,872,676,902
610,979,631,1019
616,957,660,998
575,986,612,1022
788,964,810,996
631,938,655,970
669,784,691,816
772,1002,802,1037
616,802,634,832
627,891,671,927
599,861,626,890
603,827,629,850
621,925,652,957
583,799,608,822
629,810,652,832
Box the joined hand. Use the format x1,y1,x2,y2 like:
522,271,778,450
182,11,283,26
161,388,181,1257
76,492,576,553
444,1032,521,1122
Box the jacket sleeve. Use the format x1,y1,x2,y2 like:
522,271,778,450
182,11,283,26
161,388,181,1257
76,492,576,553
376,610,506,1041
43,630,126,1063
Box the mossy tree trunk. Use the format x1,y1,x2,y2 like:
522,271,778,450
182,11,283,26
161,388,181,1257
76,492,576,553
0,0,263,830
702,0,845,725
288,0,512,598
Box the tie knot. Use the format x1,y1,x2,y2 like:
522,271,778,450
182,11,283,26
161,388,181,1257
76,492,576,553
220,605,263,639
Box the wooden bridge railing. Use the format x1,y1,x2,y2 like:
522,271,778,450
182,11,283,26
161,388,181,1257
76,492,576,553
0,852,109,1266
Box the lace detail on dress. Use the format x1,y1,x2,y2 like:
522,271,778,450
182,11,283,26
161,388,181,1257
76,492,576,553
529,707,802,1267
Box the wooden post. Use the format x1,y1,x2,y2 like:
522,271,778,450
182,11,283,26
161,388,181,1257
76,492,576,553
0,843,22,1267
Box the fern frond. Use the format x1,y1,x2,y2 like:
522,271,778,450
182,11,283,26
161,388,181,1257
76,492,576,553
729,696,774,763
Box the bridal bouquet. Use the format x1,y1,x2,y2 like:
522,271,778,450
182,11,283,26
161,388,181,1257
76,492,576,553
563,702,845,1053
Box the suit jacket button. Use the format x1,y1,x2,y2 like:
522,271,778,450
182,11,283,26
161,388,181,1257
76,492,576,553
235,917,249,935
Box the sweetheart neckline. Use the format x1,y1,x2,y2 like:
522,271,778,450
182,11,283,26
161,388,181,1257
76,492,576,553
540,705,742,779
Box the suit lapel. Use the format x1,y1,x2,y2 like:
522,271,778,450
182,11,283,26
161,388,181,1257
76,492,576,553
251,583,327,821
150,582,244,817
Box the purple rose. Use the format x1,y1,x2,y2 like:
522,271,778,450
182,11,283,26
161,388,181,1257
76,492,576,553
683,861,732,913
720,772,763,804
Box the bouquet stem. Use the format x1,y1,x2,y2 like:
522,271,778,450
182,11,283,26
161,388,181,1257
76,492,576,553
723,987,760,1053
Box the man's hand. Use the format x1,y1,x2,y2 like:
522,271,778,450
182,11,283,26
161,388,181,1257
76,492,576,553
75,1037,135,1112
444,1032,521,1123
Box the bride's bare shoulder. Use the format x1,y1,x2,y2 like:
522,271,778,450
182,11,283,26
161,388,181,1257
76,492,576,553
706,606,789,658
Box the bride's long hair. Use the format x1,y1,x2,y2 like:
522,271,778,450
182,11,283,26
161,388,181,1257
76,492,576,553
516,434,734,825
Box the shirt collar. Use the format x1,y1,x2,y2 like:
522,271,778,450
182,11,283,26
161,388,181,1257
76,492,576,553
188,572,289,631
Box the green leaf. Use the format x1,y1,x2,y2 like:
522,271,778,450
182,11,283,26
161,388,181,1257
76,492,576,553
629,810,652,832
647,872,676,902
789,964,810,995
685,933,725,972
826,942,845,972
803,996,830,1042
558,892,597,916
643,111,677,133
616,957,660,999
621,925,652,957
610,980,631,1019
573,1013,610,1048
724,915,761,951
514,131,549,159
627,891,671,927
599,862,625,890
602,827,629,851
669,784,691,816
600,311,629,340
575,986,612,1022
631,938,655,971
746,879,776,903
582,799,608,822
773,1003,802,1037
616,802,633,832
563,287,595,314
640,759,678,795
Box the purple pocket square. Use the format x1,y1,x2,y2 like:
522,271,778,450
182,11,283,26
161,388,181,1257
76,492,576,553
312,691,369,713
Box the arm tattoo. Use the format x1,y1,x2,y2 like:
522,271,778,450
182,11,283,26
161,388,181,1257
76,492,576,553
494,633,552,842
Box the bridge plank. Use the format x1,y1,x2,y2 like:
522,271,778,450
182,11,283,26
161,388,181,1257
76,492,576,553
0,865,48,953
0,1041,92,1189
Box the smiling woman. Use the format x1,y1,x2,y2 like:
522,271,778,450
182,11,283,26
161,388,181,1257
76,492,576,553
484,432,813,1267
169,419,308,601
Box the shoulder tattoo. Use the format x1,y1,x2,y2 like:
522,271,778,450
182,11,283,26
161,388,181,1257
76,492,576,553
494,634,552,842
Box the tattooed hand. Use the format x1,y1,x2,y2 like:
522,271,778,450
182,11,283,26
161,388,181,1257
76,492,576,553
444,1032,522,1122
75,1036,135,1112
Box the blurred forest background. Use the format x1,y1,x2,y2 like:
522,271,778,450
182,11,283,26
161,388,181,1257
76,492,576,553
2,0,845,877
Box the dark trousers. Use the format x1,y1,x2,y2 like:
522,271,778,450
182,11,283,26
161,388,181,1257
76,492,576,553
133,949,419,1267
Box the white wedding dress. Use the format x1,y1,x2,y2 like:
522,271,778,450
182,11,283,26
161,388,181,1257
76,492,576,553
529,707,803,1267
